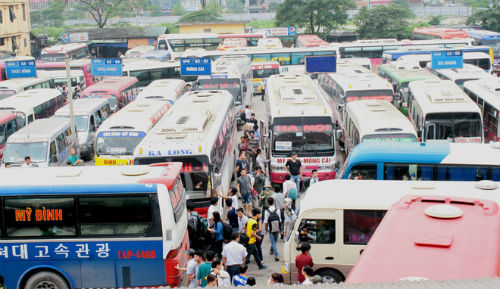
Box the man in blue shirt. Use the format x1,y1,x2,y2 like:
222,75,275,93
67,148,82,166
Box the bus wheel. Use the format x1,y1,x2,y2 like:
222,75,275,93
24,271,69,289
316,269,344,283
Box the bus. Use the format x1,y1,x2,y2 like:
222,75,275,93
39,43,89,62
156,33,222,59
266,74,336,186
136,79,187,103
343,100,417,154
133,90,236,217
463,77,500,142
408,79,483,143
318,64,394,147
281,179,500,284
465,29,500,57
82,76,139,112
296,34,330,48
347,194,500,283
257,38,283,49
36,59,95,88
429,63,489,88
217,38,247,51
398,51,493,72
251,61,280,94
0,77,55,100
124,45,155,59
195,55,252,127
0,57,36,81
0,111,20,160
121,59,184,87
339,142,500,181
412,27,470,40
95,99,172,166
0,163,188,289
0,88,66,127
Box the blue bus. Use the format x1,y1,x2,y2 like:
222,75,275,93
0,164,188,289
465,29,500,58
340,142,500,181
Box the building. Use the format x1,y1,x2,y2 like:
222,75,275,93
0,0,31,56
178,22,245,34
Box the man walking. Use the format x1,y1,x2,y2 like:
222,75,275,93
222,232,247,281
263,197,282,262
245,208,267,270
285,152,302,192
237,168,253,216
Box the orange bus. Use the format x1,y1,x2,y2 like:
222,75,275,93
412,27,470,40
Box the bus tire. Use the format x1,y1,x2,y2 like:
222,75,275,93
315,268,344,284
24,271,69,289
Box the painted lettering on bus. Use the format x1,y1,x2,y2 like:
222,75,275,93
118,250,157,259
275,158,332,164
275,125,299,132
15,207,63,222
148,149,193,157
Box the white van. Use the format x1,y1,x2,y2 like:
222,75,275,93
54,98,111,160
2,118,76,167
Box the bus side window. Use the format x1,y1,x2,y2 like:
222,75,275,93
344,210,385,245
347,164,377,180
56,133,66,154
90,115,96,132
95,110,103,127
6,119,16,136
49,141,57,163
298,219,335,244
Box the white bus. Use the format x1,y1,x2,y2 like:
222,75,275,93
266,74,336,186
0,77,55,100
136,79,187,104
156,33,221,59
396,51,492,72
195,55,252,127
133,90,236,217
318,64,394,147
0,89,66,127
251,61,280,94
408,79,483,143
281,179,500,284
2,118,74,167
463,77,500,142
344,100,418,154
121,59,183,87
429,63,490,88
40,43,89,62
95,99,172,166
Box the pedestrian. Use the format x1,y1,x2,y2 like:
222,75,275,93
247,277,256,286
237,208,248,235
175,249,198,288
207,197,219,226
263,197,281,262
247,131,259,167
187,201,203,250
309,169,320,186
283,198,296,239
283,175,297,210
244,106,253,123
247,113,258,126
285,152,302,192
252,124,260,139
197,251,215,288
208,212,224,258
67,148,83,166
232,264,249,287
210,258,231,287
255,214,265,263
245,208,267,270
267,273,284,286
255,149,266,174
222,232,247,281
261,79,266,101
301,266,314,285
271,185,285,239
238,136,247,155
207,274,218,287
252,166,266,208
217,187,238,210
235,151,249,178
237,168,254,216
258,184,273,211
225,199,239,232
295,242,313,284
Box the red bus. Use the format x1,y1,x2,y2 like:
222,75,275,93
296,34,330,48
347,194,500,283
39,43,89,62
412,27,470,40
82,77,139,112
36,59,95,88
0,111,20,160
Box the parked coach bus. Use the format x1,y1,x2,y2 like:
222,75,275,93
0,77,55,100
412,27,470,40
134,90,236,217
136,79,187,104
347,194,500,283
281,179,500,284
82,76,139,112
0,164,188,289
339,142,500,181
36,59,95,88
39,43,89,62
0,111,20,160
266,74,336,186
251,61,280,95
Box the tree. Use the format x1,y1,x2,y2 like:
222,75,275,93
178,2,222,23
275,0,355,35
355,4,415,40
172,2,186,16
30,0,66,26
466,3,500,32
428,15,442,26
226,0,245,13
78,0,129,28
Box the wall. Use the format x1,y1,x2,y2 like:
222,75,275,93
179,23,245,34
0,0,32,56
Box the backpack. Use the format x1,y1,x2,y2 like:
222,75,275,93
188,212,201,238
267,209,281,233
288,187,298,200
223,223,233,241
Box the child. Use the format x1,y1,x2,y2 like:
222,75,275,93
233,264,249,286
301,265,314,285
207,274,218,287
218,187,239,210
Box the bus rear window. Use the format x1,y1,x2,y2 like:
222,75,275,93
344,210,385,245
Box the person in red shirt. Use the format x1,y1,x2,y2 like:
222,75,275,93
295,242,314,283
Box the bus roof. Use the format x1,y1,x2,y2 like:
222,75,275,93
198,55,251,79
55,98,110,116
296,34,330,47
134,90,233,158
379,64,438,85
7,118,70,142
0,163,182,193
300,179,500,213
465,29,500,40
0,111,16,123
136,79,185,102
36,58,91,68
431,63,488,81
347,194,500,283
121,59,179,72
413,27,470,39
346,100,417,138
463,78,500,111
158,33,219,40
266,74,332,119
326,65,393,92
346,142,500,166
408,79,481,114
0,77,54,92
0,89,62,114
82,77,138,95
97,99,171,133
41,43,88,54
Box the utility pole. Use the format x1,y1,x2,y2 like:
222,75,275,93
65,55,79,152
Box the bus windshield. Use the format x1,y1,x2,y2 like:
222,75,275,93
346,89,394,102
0,89,16,100
253,68,280,78
425,112,482,142
3,142,48,163
96,131,146,156
56,115,88,132
197,78,242,104
40,53,66,62
273,117,334,153
363,134,417,143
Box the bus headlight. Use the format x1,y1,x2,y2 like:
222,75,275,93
270,165,286,172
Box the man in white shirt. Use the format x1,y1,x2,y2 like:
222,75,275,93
244,105,253,121
207,197,219,226
21,156,33,167
263,197,282,261
236,208,248,234
309,169,320,186
222,232,247,281
186,249,198,288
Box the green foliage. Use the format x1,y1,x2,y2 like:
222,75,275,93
30,0,66,26
32,26,65,39
276,0,355,35
392,0,410,6
226,0,245,13
246,20,276,28
466,3,500,32
172,2,187,16
206,1,223,13
460,0,490,8
78,0,130,28
428,15,442,26
355,4,415,40
178,3,222,23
